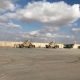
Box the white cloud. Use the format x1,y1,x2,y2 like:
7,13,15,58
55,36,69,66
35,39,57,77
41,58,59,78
4,12,16,19
0,1,80,42
46,33,52,37
4,1,80,29
18,1,80,42
0,22,23,41
23,32,74,42
14,1,80,27
72,28,80,32
0,22,22,32
0,0,15,11
0,15,8,23
7,23,22,29
29,30,39,35
22,29,74,41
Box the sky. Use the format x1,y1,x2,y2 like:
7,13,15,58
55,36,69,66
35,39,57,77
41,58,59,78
0,0,80,43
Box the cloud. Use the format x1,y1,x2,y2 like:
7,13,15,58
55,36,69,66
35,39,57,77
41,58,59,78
17,1,79,42
72,28,80,32
6,23,22,29
4,1,80,30
0,1,80,42
0,15,8,23
0,0,15,12
14,1,80,27
0,22,21,29
22,28,74,42
0,22,23,41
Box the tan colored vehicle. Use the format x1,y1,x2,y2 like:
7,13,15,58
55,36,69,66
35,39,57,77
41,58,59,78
16,40,35,48
45,41,59,48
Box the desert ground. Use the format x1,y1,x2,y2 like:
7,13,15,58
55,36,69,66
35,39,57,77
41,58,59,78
0,48,80,80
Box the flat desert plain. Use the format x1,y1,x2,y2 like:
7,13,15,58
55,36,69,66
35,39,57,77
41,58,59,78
0,48,80,80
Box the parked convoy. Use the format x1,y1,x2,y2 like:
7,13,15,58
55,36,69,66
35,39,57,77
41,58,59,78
13,40,80,49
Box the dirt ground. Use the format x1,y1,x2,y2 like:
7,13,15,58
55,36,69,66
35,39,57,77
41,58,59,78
0,48,80,80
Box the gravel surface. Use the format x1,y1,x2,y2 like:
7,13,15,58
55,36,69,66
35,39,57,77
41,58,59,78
0,48,80,80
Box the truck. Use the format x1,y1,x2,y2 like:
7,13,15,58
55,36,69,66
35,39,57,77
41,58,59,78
15,40,35,48
63,44,74,48
45,41,59,48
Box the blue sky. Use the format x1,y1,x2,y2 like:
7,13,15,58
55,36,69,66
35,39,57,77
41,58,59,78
0,0,80,43
16,0,80,5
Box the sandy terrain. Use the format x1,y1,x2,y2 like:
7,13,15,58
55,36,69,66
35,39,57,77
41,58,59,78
0,48,80,80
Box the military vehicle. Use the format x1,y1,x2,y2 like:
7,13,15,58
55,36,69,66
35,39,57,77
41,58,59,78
16,40,35,48
63,44,74,48
78,46,80,49
45,41,59,48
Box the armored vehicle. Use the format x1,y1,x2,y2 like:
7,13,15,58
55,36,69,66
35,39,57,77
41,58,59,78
63,44,74,48
16,40,35,48
45,41,59,48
